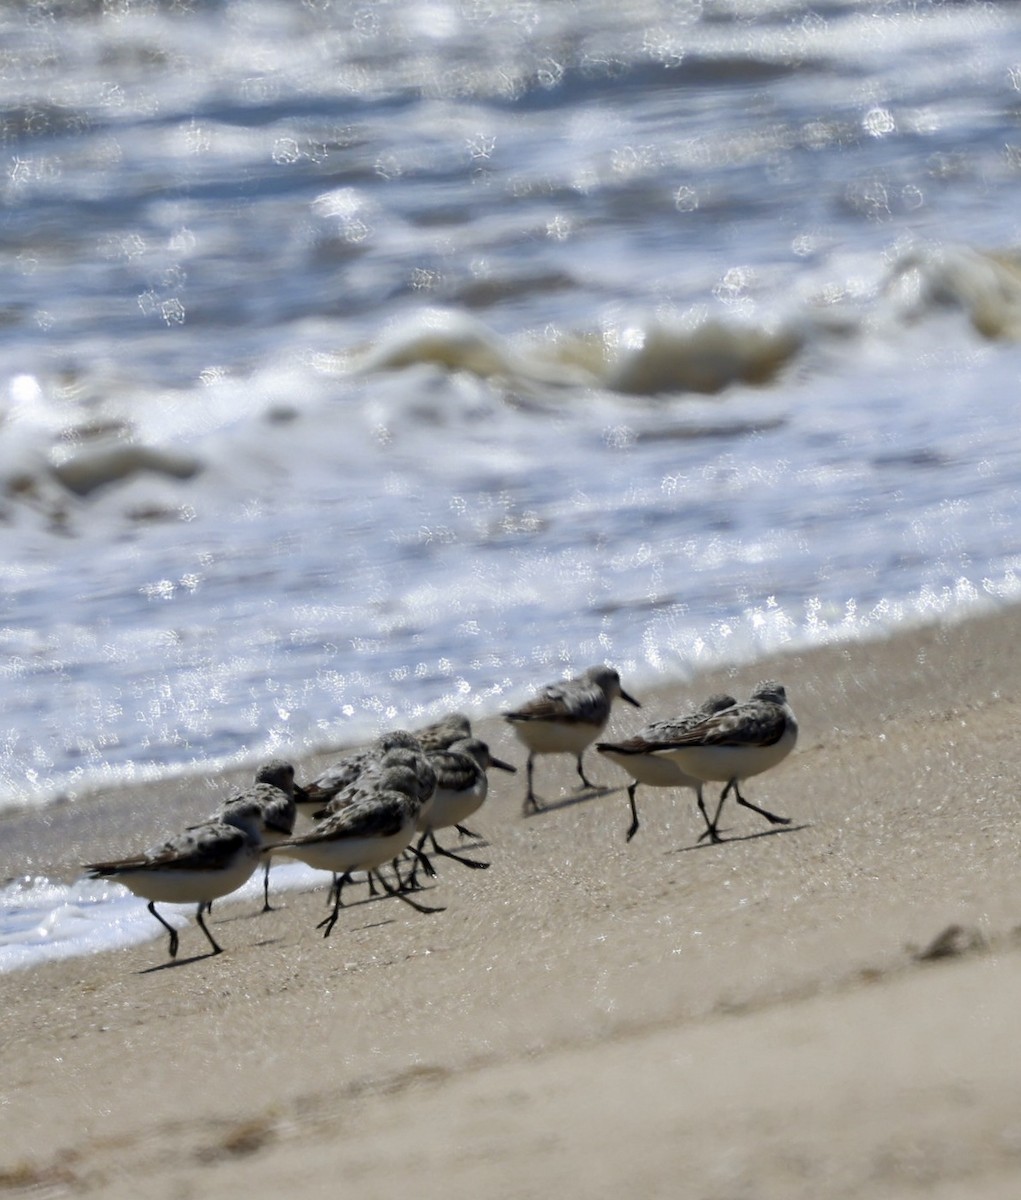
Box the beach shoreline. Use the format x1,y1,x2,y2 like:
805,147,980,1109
3,604,1021,1197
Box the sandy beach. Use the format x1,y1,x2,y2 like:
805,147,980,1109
3,606,1021,1198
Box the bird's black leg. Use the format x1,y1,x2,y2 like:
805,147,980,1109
396,846,435,892
407,841,438,886
696,785,726,844
371,869,397,895
389,856,405,890
523,753,541,814
261,860,275,913
194,902,223,955
373,864,446,915
317,871,351,937
149,900,180,959
575,751,596,790
626,782,641,842
428,831,488,870
455,823,482,840
417,848,437,878
732,782,791,827
403,834,429,891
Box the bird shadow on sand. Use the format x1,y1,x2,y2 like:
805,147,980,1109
337,914,400,934
136,929,293,973
669,822,811,854
139,949,221,974
443,835,490,853
519,784,616,818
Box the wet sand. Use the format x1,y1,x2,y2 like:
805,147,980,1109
3,606,1021,1197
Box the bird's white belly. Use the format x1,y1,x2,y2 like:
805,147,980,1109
661,727,796,783
600,749,701,789
510,718,602,756
421,778,487,831
114,849,259,905
275,824,413,875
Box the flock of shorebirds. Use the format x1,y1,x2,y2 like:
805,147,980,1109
83,665,799,962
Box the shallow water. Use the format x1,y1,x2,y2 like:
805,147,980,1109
4,0,1021,965
0,859,327,971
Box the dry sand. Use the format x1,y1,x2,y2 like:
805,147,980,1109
3,607,1021,1198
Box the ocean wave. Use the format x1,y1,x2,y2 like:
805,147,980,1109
3,240,1021,531
886,244,1021,342
491,52,819,112
356,306,805,397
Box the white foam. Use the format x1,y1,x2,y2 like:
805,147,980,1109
0,861,332,973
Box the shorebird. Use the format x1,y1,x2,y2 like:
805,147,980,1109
82,800,268,960
404,737,516,887
270,763,444,937
215,759,300,913
503,664,640,813
596,694,737,841
299,729,425,808
310,749,436,822
652,681,798,843
414,711,472,752
310,745,437,894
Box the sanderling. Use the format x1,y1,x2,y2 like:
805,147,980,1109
300,729,424,808
653,681,798,842
215,759,299,913
405,737,516,885
83,802,267,960
596,694,737,842
271,763,444,937
415,711,472,752
310,746,437,894
310,748,436,821
503,664,640,813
